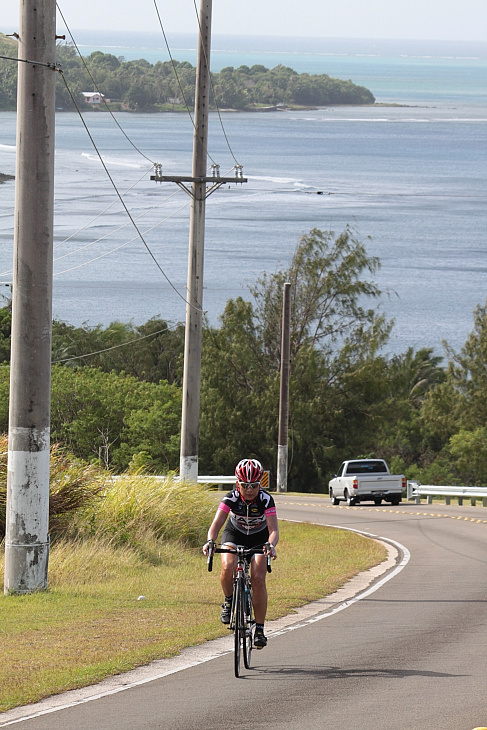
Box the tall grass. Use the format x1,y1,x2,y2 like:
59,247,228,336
1,433,215,551
0,435,107,540
87,474,216,550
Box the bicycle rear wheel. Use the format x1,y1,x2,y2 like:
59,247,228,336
233,579,243,678
243,584,253,669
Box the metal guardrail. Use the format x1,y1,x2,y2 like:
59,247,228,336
407,480,487,507
199,472,271,490
112,474,270,490
197,476,235,485
112,475,235,486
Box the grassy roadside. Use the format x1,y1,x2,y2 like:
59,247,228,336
0,520,386,712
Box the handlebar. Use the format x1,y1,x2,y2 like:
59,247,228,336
206,544,272,573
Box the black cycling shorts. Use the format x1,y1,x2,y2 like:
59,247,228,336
221,522,269,549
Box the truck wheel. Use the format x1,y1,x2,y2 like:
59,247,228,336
330,488,340,506
344,489,355,507
374,496,382,505
390,495,401,506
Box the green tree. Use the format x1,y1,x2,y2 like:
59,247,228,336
199,227,391,490
448,427,487,486
0,367,9,433
50,365,181,471
0,304,12,363
375,347,445,468
444,302,487,429
0,34,18,110
251,226,388,365
420,302,487,447
2,38,375,112
51,318,185,385
416,302,487,484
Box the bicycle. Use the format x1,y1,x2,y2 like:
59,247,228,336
207,543,271,678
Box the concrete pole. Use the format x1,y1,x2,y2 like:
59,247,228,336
179,0,212,482
4,0,56,593
277,283,291,493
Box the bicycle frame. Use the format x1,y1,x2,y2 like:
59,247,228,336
207,544,271,677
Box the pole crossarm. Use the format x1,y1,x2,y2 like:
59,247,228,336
150,173,247,200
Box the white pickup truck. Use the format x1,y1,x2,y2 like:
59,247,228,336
328,459,405,506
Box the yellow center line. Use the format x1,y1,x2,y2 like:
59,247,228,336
276,498,487,524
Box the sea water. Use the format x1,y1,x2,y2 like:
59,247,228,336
0,34,486,357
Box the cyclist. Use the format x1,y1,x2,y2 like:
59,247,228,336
203,458,279,649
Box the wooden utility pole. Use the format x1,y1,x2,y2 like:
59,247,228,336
277,283,291,492
4,0,56,593
151,0,246,482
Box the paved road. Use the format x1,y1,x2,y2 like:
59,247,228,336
2,498,486,730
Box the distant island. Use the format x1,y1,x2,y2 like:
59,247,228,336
0,34,375,112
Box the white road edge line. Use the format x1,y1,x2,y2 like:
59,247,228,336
270,521,410,638
0,523,410,727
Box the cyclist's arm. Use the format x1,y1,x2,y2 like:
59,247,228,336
265,511,279,558
203,506,228,552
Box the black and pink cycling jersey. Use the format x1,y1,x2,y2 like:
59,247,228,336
218,488,277,535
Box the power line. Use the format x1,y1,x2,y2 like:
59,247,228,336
58,70,204,313
51,321,183,364
53,193,186,264
0,53,59,69
54,199,190,275
152,0,197,127
56,2,155,165
191,0,240,166
53,168,157,251
152,0,219,168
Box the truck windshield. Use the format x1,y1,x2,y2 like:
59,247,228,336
345,461,387,475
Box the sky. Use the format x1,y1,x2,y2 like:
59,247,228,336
3,0,487,42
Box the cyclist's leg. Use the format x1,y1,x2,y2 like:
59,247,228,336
220,524,240,599
219,525,240,622
250,553,268,624
220,546,236,594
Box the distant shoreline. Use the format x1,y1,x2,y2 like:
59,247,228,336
0,173,14,184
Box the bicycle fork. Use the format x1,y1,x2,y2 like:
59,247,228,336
229,566,245,631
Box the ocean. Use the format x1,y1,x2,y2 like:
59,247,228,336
1,33,486,357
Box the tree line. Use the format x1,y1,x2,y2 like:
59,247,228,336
0,33,375,112
0,226,486,492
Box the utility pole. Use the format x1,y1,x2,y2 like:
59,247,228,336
151,0,246,482
277,283,291,493
4,0,56,593
179,0,212,482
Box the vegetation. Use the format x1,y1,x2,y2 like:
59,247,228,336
0,435,108,540
0,363,182,473
199,226,392,488
0,33,17,110
0,33,375,112
1,443,386,710
0,516,386,711
51,317,185,385
1,225,487,489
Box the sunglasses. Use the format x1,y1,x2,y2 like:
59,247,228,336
238,481,261,489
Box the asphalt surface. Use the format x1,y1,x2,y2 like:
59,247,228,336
1,497,486,730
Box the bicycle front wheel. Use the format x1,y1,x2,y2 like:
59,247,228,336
243,584,253,670
233,578,244,678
